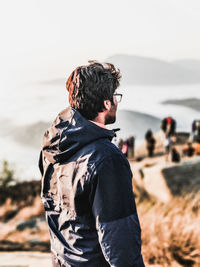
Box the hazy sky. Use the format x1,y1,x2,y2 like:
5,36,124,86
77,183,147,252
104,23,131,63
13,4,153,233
1,0,200,84
1,0,200,179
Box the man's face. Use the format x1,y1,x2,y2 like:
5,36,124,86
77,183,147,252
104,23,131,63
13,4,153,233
105,95,118,125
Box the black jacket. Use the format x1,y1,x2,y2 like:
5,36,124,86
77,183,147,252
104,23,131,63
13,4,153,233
39,107,144,267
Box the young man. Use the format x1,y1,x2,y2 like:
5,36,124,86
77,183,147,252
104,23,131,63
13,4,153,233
39,61,144,267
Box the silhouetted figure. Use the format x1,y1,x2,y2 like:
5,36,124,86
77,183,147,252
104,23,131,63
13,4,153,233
127,136,135,159
118,139,123,151
145,129,156,157
191,120,200,143
187,143,195,157
192,120,200,134
171,147,180,163
161,117,176,137
164,136,172,161
183,142,195,157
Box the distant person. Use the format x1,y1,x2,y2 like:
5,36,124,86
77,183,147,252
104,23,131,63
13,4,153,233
187,142,195,157
192,120,200,135
39,61,144,267
171,147,181,163
127,136,135,159
183,142,195,157
196,121,200,136
145,129,156,157
118,138,124,151
161,117,176,137
191,120,200,143
164,136,172,161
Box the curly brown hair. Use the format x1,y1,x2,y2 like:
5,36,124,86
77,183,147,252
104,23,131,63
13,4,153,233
66,61,121,120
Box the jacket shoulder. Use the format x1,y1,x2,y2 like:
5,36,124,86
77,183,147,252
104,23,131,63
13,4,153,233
88,139,129,167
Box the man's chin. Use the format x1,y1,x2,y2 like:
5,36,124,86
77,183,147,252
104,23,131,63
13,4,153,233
105,116,116,125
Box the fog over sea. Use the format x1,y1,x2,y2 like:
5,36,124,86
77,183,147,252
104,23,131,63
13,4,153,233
111,84,200,133
1,80,200,181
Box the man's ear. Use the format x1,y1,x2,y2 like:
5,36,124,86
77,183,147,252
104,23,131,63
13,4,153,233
104,100,111,111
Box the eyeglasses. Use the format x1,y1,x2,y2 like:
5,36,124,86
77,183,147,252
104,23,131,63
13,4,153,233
113,93,123,103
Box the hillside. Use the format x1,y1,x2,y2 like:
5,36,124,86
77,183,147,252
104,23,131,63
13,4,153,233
162,98,200,112
12,121,50,148
105,54,200,85
108,109,161,139
174,59,200,73
0,181,48,251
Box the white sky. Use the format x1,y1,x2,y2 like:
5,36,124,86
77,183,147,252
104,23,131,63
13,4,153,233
0,0,200,83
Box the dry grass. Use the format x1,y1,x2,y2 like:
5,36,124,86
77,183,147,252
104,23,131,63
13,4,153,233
1,179,200,265
135,183,200,266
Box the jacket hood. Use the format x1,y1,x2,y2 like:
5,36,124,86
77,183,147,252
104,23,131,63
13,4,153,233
42,107,115,164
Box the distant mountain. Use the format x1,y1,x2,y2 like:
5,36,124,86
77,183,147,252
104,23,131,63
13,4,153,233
162,98,200,112
108,109,161,140
38,55,200,86
173,59,200,73
105,55,200,85
12,121,50,148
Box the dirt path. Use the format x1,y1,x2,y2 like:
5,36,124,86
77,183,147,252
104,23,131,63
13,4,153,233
0,252,52,267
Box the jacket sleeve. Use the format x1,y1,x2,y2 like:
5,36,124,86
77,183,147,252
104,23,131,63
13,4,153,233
90,153,145,267
38,151,44,176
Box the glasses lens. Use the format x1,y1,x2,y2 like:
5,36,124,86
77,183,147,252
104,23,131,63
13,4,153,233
116,95,120,103
115,94,122,103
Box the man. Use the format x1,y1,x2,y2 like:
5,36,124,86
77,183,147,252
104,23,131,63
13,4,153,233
145,129,156,157
39,61,144,267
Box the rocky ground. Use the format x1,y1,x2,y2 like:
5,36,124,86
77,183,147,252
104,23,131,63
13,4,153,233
0,251,166,267
0,252,52,267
